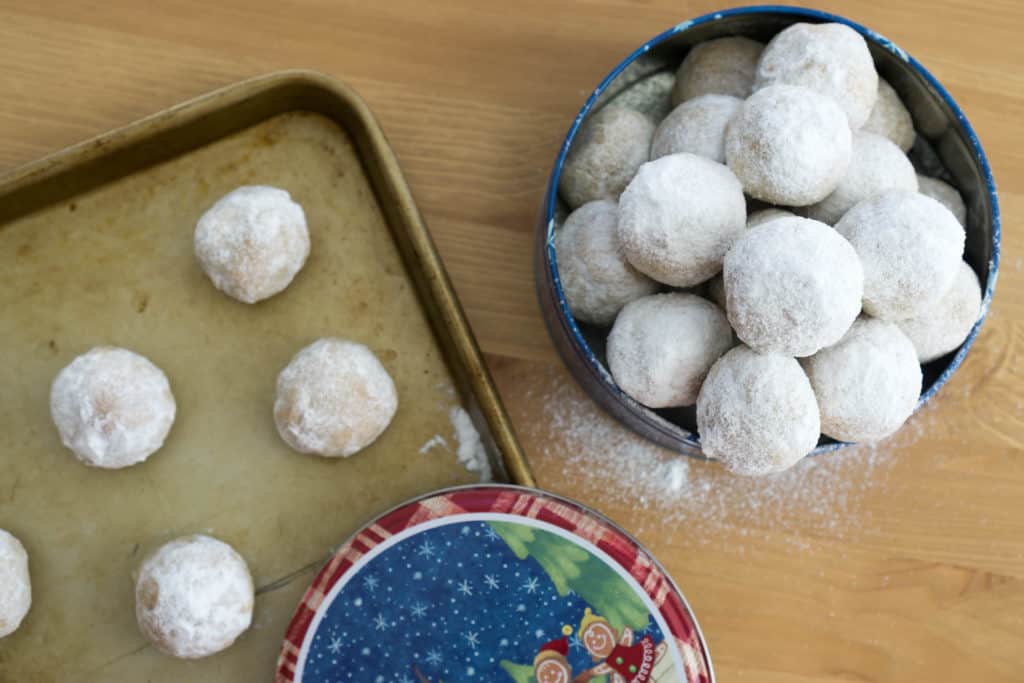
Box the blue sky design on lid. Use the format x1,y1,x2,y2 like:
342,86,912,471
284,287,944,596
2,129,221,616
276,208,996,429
299,519,674,682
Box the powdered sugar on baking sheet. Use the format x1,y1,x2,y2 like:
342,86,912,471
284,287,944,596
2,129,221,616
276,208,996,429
418,434,449,455
419,383,494,481
449,407,493,482
519,367,933,546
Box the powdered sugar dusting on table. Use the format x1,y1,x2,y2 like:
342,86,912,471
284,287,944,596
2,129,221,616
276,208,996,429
519,367,934,546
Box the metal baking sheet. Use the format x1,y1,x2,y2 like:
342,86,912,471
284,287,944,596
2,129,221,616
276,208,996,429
0,71,531,681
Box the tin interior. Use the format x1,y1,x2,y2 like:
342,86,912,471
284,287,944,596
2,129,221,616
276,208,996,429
542,6,999,456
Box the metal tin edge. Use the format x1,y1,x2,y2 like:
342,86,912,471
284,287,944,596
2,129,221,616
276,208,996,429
276,483,714,683
535,6,1001,460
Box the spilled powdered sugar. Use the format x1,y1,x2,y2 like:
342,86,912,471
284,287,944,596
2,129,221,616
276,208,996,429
418,434,449,455
418,386,493,482
449,407,493,482
518,367,930,546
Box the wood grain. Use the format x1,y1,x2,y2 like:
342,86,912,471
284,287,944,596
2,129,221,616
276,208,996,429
0,1,1020,681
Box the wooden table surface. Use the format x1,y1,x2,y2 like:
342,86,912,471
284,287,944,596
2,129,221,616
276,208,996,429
0,1,1020,681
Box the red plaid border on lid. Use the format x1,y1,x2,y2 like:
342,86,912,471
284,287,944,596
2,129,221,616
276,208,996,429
276,485,712,683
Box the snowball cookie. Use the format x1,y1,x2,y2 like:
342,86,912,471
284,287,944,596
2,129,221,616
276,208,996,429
863,78,915,152
607,293,732,408
50,347,176,469
747,207,795,228
917,174,968,226
755,22,878,129
725,85,852,206
650,95,742,163
194,185,310,304
706,200,798,307
672,36,764,105
724,217,863,357
135,535,254,659
697,346,820,476
618,153,746,287
559,106,656,209
802,317,921,443
804,132,918,225
898,261,982,363
274,338,398,457
836,191,965,320
0,530,30,638
555,200,658,326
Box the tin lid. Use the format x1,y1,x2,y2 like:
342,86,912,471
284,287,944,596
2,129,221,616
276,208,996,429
276,485,712,683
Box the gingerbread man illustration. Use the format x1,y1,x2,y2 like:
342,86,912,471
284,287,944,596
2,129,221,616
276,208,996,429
574,608,670,683
532,626,575,683
529,609,673,683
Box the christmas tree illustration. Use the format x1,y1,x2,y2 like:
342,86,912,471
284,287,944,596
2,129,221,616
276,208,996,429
488,522,649,633
489,522,669,682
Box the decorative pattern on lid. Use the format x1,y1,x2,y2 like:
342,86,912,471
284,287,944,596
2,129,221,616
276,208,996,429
277,485,712,682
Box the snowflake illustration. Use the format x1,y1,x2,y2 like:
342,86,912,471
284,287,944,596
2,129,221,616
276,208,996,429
373,613,390,631
522,577,540,594
416,540,436,558
569,635,584,652
327,636,343,655
399,676,414,683
461,525,471,535
516,603,526,613
483,526,499,541
457,579,474,597
483,574,500,590
363,575,380,592
410,602,428,618
463,630,481,650
426,649,443,665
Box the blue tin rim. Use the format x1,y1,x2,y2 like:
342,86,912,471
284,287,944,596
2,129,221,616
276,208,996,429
542,5,1001,456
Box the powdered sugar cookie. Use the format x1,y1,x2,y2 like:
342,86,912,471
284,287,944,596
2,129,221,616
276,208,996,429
802,317,921,443
50,347,176,469
672,36,764,104
194,185,310,304
755,22,878,128
725,85,852,206
697,346,820,475
618,153,746,287
274,338,398,457
835,191,964,320
559,106,655,209
135,535,253,659
555,200,658,326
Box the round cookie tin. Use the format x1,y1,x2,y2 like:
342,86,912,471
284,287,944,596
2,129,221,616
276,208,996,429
277,485,712,682
534,5,999,460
